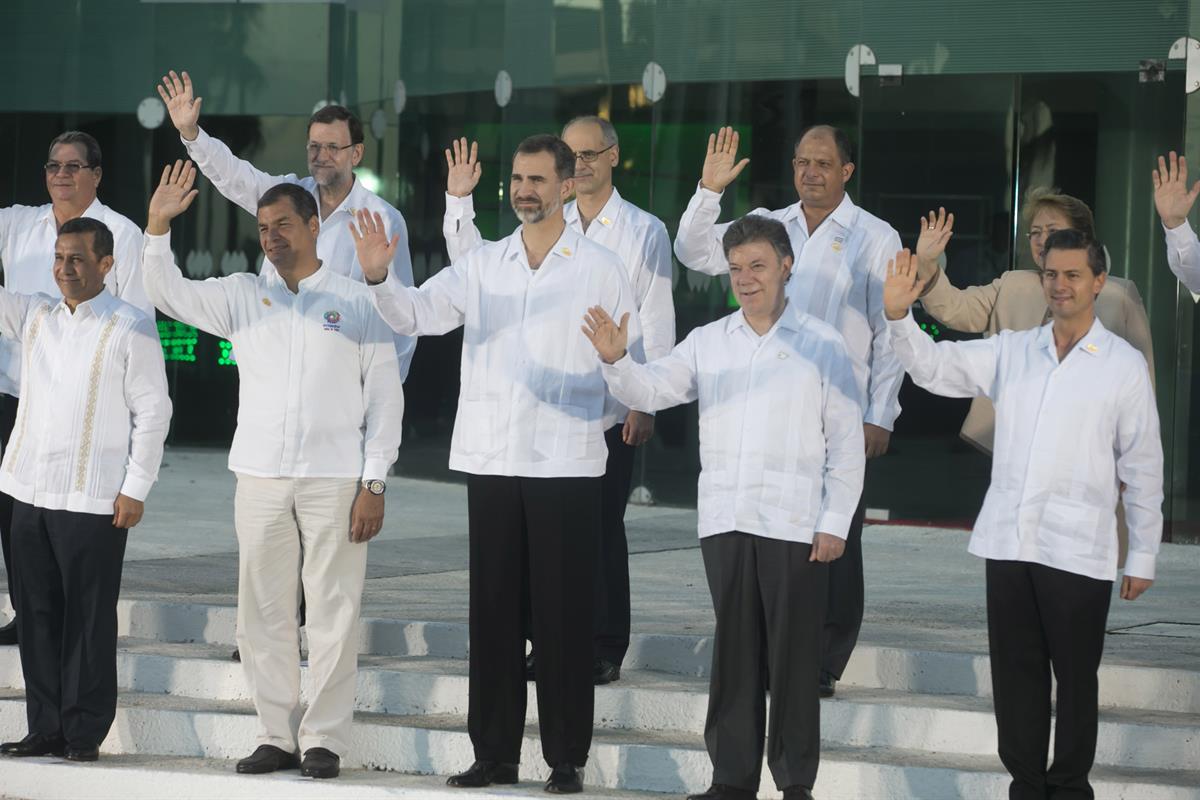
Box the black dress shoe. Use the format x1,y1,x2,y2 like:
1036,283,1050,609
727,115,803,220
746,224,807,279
0,732,66,757
65,745,99,762
544,763,583,794
593,658,621,686
446,759,519,787
818,670,836,699
687,784,757,800
525,652,537,681
782,786,814,800
0,619,17,645
300,747,340,779
236,744,300,774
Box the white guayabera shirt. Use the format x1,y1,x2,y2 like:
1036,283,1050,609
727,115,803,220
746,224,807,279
369,225,645,478
674,187,904,430
0,289,170,514
0,198,154,396
600,302,865,545
443,189,677,361
888,311,1163,581
141,232,403,482
1162,219,1200,294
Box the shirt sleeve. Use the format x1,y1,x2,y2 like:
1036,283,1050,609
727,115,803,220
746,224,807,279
442,193,489,263
816,337,867,539
359,300,405,482
382,209,417,383
119,314,173,502
0,287,35,341
673,184,738,276
636,222,677,361
599,330,699,413
863,227,905,429
183,127,295,215
1163,219,1200,295
919,268,1004,334
140,232,237,339
109,224,155,318
1114,355,1164,580
369,258,470,337
887,310,1000,400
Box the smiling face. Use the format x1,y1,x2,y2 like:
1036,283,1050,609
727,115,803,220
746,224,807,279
562,120,617,197
1041,247,1105,322
728,239,792,319
792,130,853,211
53,231,112,306
510,150,571,224
307,119,362,190
257,198,319,271
45,142,101,207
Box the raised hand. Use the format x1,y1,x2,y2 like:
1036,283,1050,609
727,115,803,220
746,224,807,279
915,207,955,267
147,160,200,235
1152,151,1200,230
884,248,924,320
348,209,400,284
446,137,482,198
700,126,750,193
581,305,630,364
156,70,202,142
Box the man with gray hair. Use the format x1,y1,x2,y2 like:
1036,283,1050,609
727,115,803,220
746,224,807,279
0,130,154,646
442,117,675,685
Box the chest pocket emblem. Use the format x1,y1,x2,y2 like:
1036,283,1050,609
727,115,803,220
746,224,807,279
777,351,788,360
262,298,272,307
323,310,343,332
1085,343,1099,353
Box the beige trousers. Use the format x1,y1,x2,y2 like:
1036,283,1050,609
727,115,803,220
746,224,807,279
233,474,366,757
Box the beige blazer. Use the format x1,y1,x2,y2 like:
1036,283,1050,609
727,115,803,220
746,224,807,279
918,267,1156,453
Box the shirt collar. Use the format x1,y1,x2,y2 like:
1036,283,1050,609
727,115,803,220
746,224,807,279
323,177,369,221
37,196,105,228
262,260,331,292
784,192,858,234
724,300,803,337
1037,315,1111,359
54,287,116,319
565,186,625,231
503,225,581,267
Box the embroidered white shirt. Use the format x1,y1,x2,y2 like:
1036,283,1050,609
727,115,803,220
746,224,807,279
0,198,153,396
443,188,676,360
369,225,644,478
0,289,170,515
141,232,403,482
674,187,904,429
888,311,1163,581
182,127,416,380
601,303,864,544
1163,219,1200,294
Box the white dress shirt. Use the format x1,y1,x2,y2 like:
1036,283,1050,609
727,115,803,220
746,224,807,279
369,225,644,478
1163,219,1200,294
0,289,170,515
182,127,416,380
674,188,904,429
443,189,677,360
600,303,864,544
0,198,153,396
888,311,1163,581
141,232,403,482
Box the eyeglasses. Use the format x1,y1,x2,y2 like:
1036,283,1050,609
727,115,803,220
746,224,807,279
44,161,94,176
306,142,356,158
573,144,615,163
1026,226,1065,241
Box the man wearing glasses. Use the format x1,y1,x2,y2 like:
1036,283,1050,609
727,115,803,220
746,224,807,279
442,117,676,687
0,130,154,646
156,69,416,379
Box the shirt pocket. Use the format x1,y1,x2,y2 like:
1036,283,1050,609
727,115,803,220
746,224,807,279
534,403,599,462
1036,496,1102,555
454,397,503,458
759,469,813,527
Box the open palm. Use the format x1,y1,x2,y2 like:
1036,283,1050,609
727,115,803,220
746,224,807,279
701,127,750,193
884,249,924,320
1153,151,1200,229
581,305,629,364
156,70,202,141
446,137,482,198
915,207,954,266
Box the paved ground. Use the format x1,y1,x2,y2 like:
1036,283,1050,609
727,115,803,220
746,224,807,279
2,446,1197,668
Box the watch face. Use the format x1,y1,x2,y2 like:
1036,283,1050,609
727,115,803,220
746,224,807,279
366,480,386,495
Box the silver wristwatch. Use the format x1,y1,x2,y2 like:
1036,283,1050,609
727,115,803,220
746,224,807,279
363,479,386,496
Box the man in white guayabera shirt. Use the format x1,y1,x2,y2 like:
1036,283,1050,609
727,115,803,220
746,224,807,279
156,69,416,380
0,217,170,763
1152,150,1200,294
0,131,155,646
673,124,902,699
141,161,403,781
883,233,1162,800
581,215,863,800
441,116,676,686
349,134,644,796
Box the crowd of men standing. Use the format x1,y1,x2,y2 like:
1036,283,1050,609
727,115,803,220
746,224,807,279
0,65,1191,799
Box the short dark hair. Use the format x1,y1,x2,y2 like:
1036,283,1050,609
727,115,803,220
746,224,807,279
722,214,794,265
308,104,364,146
58,217,114,260
48,131,102,168
257,183,319,222
1042,229,1106,276
514,134,576,181
794,124,854,165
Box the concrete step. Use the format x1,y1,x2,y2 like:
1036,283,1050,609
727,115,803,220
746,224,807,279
3,640,1197,770
1,690,1196,800
113,599,1200,714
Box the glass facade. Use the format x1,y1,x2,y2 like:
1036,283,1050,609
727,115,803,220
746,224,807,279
1,0,1197,539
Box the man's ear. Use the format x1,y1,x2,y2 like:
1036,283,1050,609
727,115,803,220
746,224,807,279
351,143,365,168
97,254,115,277
841,162,855,185
309,215,320,236
561,176,575,200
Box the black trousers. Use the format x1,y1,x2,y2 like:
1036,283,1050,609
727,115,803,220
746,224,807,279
11,500,128,747
701,532,828,793
467,474,601,768
821,493,866,678
986,559,1112,800
0,394,20,612
595,424,636,665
